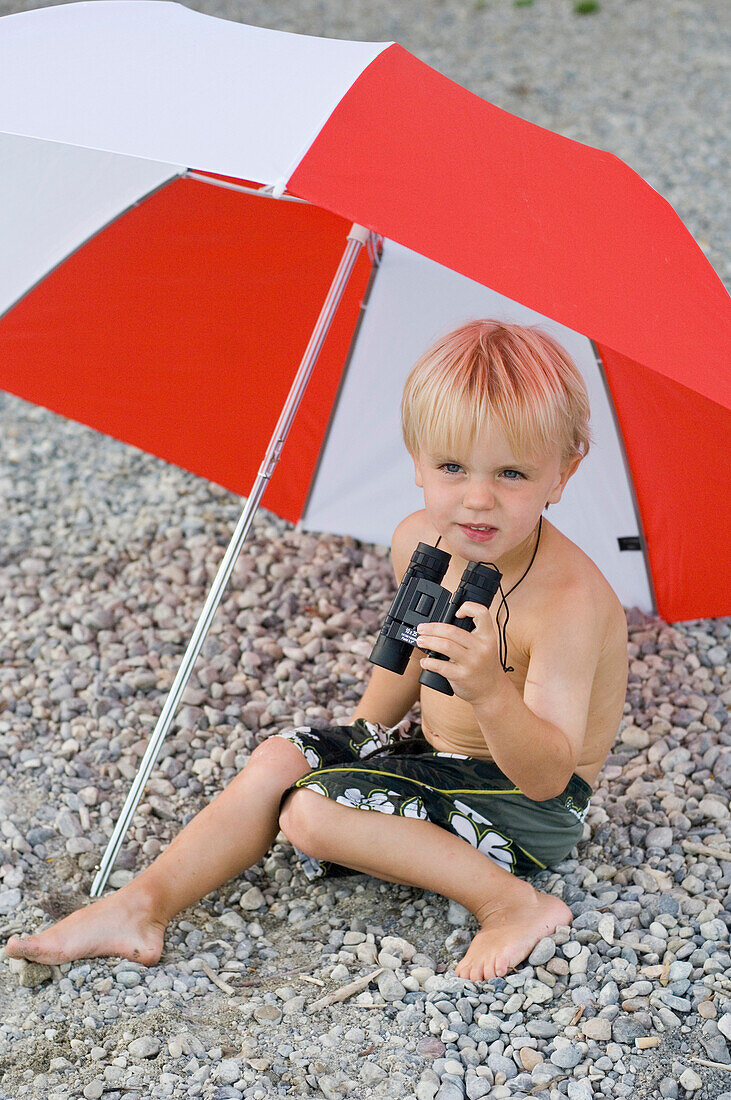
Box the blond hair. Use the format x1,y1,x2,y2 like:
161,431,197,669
401,320,591,464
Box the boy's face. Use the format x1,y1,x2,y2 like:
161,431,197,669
412,422,580,566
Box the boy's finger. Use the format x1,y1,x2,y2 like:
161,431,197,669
417,635,464,660
416,623,470,646
455,601,490,622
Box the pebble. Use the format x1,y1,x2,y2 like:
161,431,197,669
377,969,407,1001
127,1037,161,1059
7,956,53,988
0,7,729,1099
239,886,266,910
679,1067,704,1091
581,1017,612,1041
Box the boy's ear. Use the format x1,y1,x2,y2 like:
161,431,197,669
546,454,582,506
412,453,424,489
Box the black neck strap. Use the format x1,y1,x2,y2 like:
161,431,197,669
491,515,543,673
431,517,543,674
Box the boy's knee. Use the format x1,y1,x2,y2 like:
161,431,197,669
247,736,310,783
278,788,328,856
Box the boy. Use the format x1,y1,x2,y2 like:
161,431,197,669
6,320,628,982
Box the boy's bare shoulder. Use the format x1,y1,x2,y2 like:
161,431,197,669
391,509,438,578
533,522,627,647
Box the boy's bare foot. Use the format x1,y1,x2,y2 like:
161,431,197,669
455,878,572,982
4,886,167,967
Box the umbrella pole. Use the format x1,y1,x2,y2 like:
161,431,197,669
90,223,371,897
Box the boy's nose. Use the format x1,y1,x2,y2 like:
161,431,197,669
463,481,495,510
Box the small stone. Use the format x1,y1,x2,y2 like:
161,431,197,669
115,970,142,988
698,1000,716,1019
239,886,266,910
678,1067,703,1091
598,915,615,945
612,1017,647,1043
167,1036,186,1058
377,969,406,1002
719,1013,731,1041
699,918,728,941
528,937,556,965
253,1004,282,1024
447,900,471,925
444,928,471,954
567,1081,594,1100
377,950,402,970
436,1083,469,1100
216,1059,242,1085
361,1061,387,1083
417,1037,446,1057
416,1077,439,1100
0,889,22,914
318,1073,353,1100
620,725,649,748
127,1036,161,1059
82,1082,105,1100
698,796,729,820
380,935,416,961
7,956,53,988
520,1048,543,1071
465,1079,493,1100
581,1017,612,1041
283,995,306,1015
551,1045,583,1069
645,827,673,849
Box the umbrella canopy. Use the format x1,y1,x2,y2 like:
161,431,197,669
0,0,729,621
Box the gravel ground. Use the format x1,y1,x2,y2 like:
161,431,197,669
0,2,729,1100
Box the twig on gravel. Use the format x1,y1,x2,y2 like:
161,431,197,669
308,967,384,1012
690,1057,731,1072
618,938,665,956
300,974,325,986
707,980,731,996
682,840,731,860
226,962,325,989
199,960,236,995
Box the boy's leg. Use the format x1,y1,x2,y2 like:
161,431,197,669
5,738,311,966
279,789,572,982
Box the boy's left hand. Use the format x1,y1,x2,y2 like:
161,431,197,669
416,601,504,705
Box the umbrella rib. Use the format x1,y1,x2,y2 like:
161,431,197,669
185,171,309,203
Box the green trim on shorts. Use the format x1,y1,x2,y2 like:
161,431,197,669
294,764,523,798
293,765,547,870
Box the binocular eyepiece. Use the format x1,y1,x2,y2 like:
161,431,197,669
369,542,502,696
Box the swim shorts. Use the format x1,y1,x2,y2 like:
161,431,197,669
271,719,592,881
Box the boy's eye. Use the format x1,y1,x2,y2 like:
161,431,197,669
500,469,525,480
440,463,464,474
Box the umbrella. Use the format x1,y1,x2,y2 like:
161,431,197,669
0,1,729,893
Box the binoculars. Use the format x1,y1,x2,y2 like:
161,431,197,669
369,542,502,696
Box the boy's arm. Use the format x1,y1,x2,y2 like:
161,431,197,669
349,513,424,726
418,584,616,800
473,589,611,800
348,655,422,727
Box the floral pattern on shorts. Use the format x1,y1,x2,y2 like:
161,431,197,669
271,720,592,881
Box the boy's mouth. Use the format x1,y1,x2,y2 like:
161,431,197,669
459,523,497,542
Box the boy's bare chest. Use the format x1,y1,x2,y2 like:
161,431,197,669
419,651,530,762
